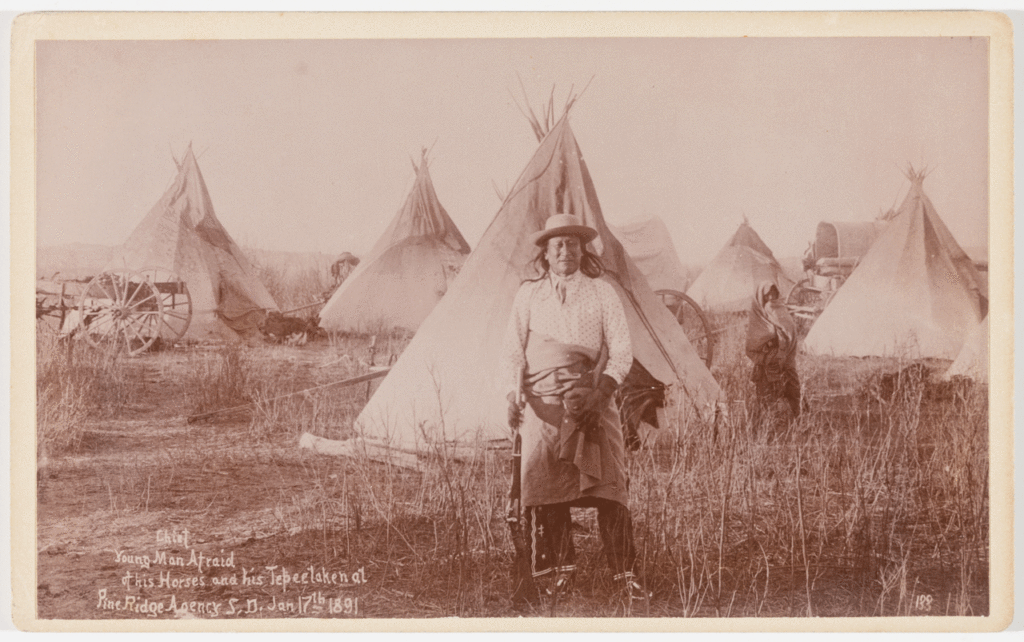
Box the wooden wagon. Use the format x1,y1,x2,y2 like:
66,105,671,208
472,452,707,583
786,220,888,334
37,267,193,355
654,289,714,368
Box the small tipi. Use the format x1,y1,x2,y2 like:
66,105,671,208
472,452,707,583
944,316,989,383
319,151,470,333
354,114,722,450
106,145,278,340
803,169,985,359
686,220,793,312
612,217,691,293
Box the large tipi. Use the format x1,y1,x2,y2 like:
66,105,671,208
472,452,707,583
612,217,691,293
803,169,985,359
686,220,793,312
319,152,470,333
105,145,278,341
353,115,722,450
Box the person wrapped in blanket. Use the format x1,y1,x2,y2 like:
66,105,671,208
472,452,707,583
745,281,801,419
500,213,650,601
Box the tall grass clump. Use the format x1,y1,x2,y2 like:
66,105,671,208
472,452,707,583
182,343,252,417
36,326,139,452
245,333,402,439
182,334,397,440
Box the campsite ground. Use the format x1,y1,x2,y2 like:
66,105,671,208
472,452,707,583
34,321,990,621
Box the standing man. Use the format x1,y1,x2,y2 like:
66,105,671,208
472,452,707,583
500,213,649,601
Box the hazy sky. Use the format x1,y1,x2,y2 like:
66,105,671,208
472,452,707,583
36,37,989,264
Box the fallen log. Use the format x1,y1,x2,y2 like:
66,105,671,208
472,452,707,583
299,433,423,471
298,432,510,471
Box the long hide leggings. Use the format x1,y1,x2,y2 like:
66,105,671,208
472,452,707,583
524,497,638,581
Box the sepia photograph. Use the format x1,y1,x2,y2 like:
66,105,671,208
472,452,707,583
10,11,1013,632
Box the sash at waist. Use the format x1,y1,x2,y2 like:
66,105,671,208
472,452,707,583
524,331,598,398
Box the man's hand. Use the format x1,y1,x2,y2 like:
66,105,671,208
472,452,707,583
563,375,618,433
586,374,618,415
563,387,589,418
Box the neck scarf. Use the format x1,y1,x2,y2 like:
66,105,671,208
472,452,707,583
549,270,580,304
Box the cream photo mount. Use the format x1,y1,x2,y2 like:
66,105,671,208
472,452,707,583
10,10,1014,633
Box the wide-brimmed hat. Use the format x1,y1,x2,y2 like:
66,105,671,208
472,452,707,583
336,252,360,266
529,213,599,247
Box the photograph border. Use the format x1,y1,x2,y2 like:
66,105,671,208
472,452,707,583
10,10,1014,632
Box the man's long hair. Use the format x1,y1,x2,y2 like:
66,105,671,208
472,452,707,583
525,242,605,283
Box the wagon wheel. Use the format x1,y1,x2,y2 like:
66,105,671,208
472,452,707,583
136,267,192,343
78,269,164,356
655,290,714,369
785,279,823,338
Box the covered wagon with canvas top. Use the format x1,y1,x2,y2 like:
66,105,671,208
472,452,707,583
786,220,888,334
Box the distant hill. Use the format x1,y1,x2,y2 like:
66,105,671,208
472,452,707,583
36,243,117,281
36,243,355,286
245,248,341,280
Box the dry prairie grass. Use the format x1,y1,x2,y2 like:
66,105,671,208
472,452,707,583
35,318,988,619
36,324,143,453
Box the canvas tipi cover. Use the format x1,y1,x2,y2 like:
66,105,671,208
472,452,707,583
944,316,988,383
107,146,278,341
319,153,470,333
686,221,794,312
612,217,690,293
354,116,722,450
803,170,985,359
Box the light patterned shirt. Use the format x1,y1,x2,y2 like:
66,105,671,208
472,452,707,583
501,270,633,395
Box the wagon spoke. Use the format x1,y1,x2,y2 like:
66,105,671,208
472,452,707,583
160,316,183,336
122,279,143,307
124,315,145,342
134,267,192,342
162,309,189,320
124,313,148,337
125,299,162,352
97,278,117,303
102,317,125,347
131,292,160,313
144,312,162,338
89,314,115,340
120,321,134,351
129,291,160,311
124,318,153,355
112,275,129,305
655,289,714,368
